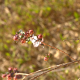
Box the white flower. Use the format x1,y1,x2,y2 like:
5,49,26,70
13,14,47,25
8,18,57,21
30,35,38,43
33,41,41,47
30,35,42,47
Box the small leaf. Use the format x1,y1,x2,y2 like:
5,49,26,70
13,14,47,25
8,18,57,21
5,52,10,56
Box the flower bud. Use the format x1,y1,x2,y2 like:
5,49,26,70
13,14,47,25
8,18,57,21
37,34,42,40
21,39,26,43
13,34,18,41
8,67,13,72
29,30,34,36
44,57,48,61
2,74,7,78
13,68,18,73
7,74,12,80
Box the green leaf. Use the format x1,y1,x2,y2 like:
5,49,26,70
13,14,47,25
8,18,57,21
74,12,79,18
74,12,80,21
4,44,9,50
5,52,10,56
59,33,65,40
46,7,51,11
17,58,24,64
60,75,65,80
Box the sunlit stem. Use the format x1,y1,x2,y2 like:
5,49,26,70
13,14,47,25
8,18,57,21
42,42,75,61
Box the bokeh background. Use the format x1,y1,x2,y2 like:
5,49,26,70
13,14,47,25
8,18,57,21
0,0,80,80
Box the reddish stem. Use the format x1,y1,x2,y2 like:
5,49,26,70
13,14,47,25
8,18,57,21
42,42,75,61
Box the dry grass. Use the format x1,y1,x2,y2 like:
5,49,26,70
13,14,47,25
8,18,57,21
0,0,80,80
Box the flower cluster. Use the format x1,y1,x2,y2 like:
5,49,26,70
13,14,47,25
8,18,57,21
2,67,22,80
13,29,43,47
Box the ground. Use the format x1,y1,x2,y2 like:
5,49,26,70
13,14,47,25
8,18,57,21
0,0,80,80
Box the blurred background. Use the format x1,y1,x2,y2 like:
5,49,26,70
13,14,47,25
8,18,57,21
0,0,80,80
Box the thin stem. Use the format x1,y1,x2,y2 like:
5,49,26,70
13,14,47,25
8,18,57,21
42,42,75,61
21,59,80,80
29,36,74,60
30,59,80,80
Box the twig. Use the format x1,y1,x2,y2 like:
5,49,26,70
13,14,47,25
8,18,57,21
29,59,80,80
42,42,75,61
15,59,80,80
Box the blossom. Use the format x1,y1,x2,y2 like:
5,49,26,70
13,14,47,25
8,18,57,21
30,35,43,47
30,35,38,43
33,41,41,47
13,29,43,47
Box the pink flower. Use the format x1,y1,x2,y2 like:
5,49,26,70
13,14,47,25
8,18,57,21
33,41,41,47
